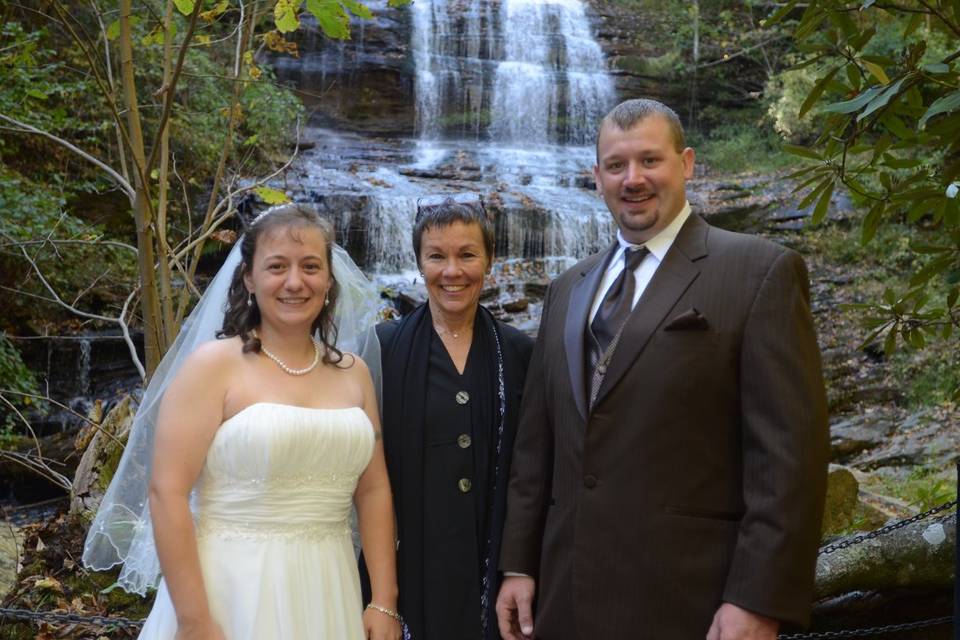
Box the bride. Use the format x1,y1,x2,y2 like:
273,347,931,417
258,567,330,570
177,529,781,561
83,204,401,640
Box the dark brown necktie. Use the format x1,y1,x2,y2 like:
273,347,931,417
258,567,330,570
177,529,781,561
590,246,649,355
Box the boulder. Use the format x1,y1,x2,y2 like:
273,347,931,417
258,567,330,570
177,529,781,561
830,415,897,460
821,465,860,536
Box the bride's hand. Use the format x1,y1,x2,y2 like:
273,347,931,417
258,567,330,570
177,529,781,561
174,616,227,640
363,606,402,640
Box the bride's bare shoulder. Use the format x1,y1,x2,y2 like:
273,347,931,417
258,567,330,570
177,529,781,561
181,336,246,372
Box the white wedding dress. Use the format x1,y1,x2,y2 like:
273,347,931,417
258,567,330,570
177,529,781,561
137,402,375,640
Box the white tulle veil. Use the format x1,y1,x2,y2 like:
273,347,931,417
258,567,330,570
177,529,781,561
82,210,383,595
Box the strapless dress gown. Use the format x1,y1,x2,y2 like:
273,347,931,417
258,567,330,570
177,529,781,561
137,402,375,640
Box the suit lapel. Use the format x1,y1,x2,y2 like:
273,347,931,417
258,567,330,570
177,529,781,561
564,245,615,422
592,214,710,410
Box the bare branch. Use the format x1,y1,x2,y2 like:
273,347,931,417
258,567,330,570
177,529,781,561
0,114,135,203
1,230,146,380
0,238,138,254
1,388,129,450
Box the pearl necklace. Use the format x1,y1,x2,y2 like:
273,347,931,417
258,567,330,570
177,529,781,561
251,329,321,376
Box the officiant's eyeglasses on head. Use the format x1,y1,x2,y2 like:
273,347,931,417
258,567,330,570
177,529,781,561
412,193,494,263
415,193,487,223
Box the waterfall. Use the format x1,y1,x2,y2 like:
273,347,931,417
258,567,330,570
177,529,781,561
272,0,619,274
78,337,92,396
411,0,615,145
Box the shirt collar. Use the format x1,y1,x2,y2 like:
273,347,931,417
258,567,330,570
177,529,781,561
615,200,692,262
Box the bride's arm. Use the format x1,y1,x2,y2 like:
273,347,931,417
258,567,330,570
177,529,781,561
352,357,400,639
149,343,229,637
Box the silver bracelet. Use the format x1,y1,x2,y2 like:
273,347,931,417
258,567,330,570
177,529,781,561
366,603,402,623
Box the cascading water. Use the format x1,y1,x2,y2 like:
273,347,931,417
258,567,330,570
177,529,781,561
268,0,618,285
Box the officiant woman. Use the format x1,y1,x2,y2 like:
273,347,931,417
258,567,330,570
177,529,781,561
361,195,533,640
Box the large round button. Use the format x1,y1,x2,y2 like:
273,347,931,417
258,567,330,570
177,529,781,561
458,478,473,493
456,390,470,405
457,434,472,449
583,475,598,489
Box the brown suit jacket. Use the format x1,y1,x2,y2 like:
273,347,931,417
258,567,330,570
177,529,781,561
500,213,829,639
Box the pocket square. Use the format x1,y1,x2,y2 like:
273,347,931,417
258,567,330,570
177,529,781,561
663,307,710,331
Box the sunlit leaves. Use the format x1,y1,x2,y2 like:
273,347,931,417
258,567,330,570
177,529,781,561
307,0,350,39
173,0,195,15
275,0,301,33
254,187,290,204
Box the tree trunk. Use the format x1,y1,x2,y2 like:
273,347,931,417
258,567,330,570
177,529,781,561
815,514,956,598
119,0,165,376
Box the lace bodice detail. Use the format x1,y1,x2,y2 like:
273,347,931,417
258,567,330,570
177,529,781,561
194,403,375,540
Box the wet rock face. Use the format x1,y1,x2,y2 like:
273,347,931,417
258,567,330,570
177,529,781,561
268,7,416,136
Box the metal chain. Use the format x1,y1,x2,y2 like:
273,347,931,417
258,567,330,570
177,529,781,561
779,615,952,638
2,502,956,636
0,606,144,629
819,499,957,555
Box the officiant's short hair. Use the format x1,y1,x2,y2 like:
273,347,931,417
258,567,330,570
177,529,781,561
412,194,494,268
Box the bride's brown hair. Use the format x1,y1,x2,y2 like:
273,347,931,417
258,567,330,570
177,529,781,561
218,204,344,365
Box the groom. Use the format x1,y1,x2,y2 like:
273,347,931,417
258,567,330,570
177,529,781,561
495,99,829,639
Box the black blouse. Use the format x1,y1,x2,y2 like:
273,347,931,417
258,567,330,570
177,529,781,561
422,330,488,640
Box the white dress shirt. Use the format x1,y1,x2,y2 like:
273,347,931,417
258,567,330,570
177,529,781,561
588,202,692,323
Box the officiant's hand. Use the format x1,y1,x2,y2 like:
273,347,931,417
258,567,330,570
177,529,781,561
496,575,536,640
363,606,402,640
705,602,778,640
174,616,226,640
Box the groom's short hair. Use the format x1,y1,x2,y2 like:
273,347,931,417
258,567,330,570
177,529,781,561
597,99,686,158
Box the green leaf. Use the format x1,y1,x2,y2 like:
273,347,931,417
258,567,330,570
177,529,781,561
796,4,827,39
783,144,822,160
881,153,921,169
910,255,952,287
919,90,960,128
800,67,839,118
883,327,897,356
811,180,834,225
822,85,883,114
173,0,195,15
306,0,350,39
275,0,301,33
946,196,960,227
849,26,876,52
762,0,800,26
904,12,925,38
879,113,912,139
862,60,889,85
861,202,883,243
798,177,832,210
106,19,121,41
25,88,47,100
387,0,412,5
947,286,959,309
845,63,862,91
254,186,290,204
342,0,373,19
857,77,908,122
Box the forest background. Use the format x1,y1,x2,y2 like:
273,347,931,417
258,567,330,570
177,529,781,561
0,0,958,637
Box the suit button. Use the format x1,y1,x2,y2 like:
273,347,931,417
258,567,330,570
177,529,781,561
457,434,472,449
583,475,598,489
458,478,472,493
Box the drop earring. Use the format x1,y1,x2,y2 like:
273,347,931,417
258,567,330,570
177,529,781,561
247,292,254,307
